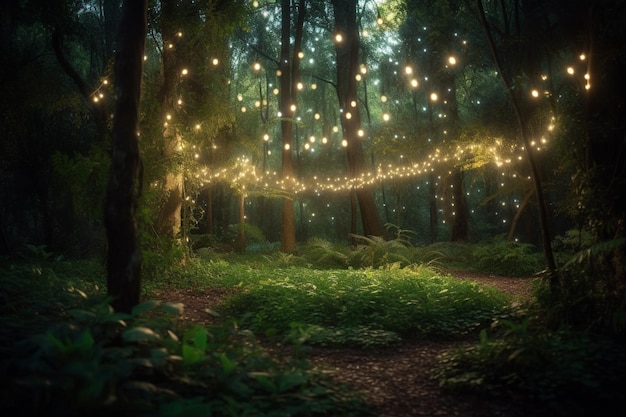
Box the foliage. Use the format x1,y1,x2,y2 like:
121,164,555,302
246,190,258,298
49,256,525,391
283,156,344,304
412,239,543,277
0,259,371,417
436,323,626,416
221,265,513,347
224,222,267,248
535,238,626,336
300,237,350,269
347,232,414,269
470,236,544,276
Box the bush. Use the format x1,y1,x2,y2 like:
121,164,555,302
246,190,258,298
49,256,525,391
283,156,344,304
436,323,626,416
471,236,543,276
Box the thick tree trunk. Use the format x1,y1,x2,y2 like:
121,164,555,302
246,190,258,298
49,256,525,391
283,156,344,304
279,0,297,253
331,0,385,238
104,0,147,313
279,0,306,253
155,0,183,239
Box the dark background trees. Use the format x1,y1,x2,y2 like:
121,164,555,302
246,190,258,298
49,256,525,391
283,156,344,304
0,0,624,296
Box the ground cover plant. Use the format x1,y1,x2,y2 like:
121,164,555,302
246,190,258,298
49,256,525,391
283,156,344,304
2,239,625,417
0,253,371,417
219,264,515,347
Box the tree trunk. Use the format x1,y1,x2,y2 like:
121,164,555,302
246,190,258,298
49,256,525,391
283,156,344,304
476,0,557,278
104,0,147,313
279,0,306,253
429,172,438,243
155,0,183,239
331,0,385,238
450,168,470,242
508,188,534,241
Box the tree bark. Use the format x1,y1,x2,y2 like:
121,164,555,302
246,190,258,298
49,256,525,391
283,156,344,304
331,0,386,238
104,0,147,313
279,0,306,253
155,0,183,239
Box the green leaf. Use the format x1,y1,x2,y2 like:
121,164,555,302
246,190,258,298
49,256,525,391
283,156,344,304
131,300,161,317
122,327,161,343
159,302,185,316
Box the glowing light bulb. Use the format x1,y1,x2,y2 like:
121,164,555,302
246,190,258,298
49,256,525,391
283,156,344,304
253,62,261,71
381,95,387,103
297,82,303,90
448,56,457,65
181,68,188,75
405,66,413,75
430,93,438,101
410,79,418,88
567,67,575,75
350,100,357,107
531,89,539,98
284,143,291,150
383,113,390,121
263,133,269,141
341,139,348,147
212,58,219,65
345,112,352,119
311,83,317,90
298,51,304,59
335,33,343,43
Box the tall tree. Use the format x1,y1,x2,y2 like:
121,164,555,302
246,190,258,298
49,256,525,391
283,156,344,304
105,0,147,313
278,0,306,253
474,0,557,278
154,0,184,239
331,0,385,238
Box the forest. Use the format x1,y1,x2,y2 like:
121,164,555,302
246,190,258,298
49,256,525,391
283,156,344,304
1,0,625,416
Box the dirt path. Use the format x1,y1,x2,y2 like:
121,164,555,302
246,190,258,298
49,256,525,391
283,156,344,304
159,271,538,417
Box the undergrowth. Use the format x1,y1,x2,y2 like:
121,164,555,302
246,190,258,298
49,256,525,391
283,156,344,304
0,255,370,417
435,321,626,416
220,265,514,347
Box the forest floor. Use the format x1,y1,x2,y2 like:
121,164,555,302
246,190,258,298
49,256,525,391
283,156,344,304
158,271,540,417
